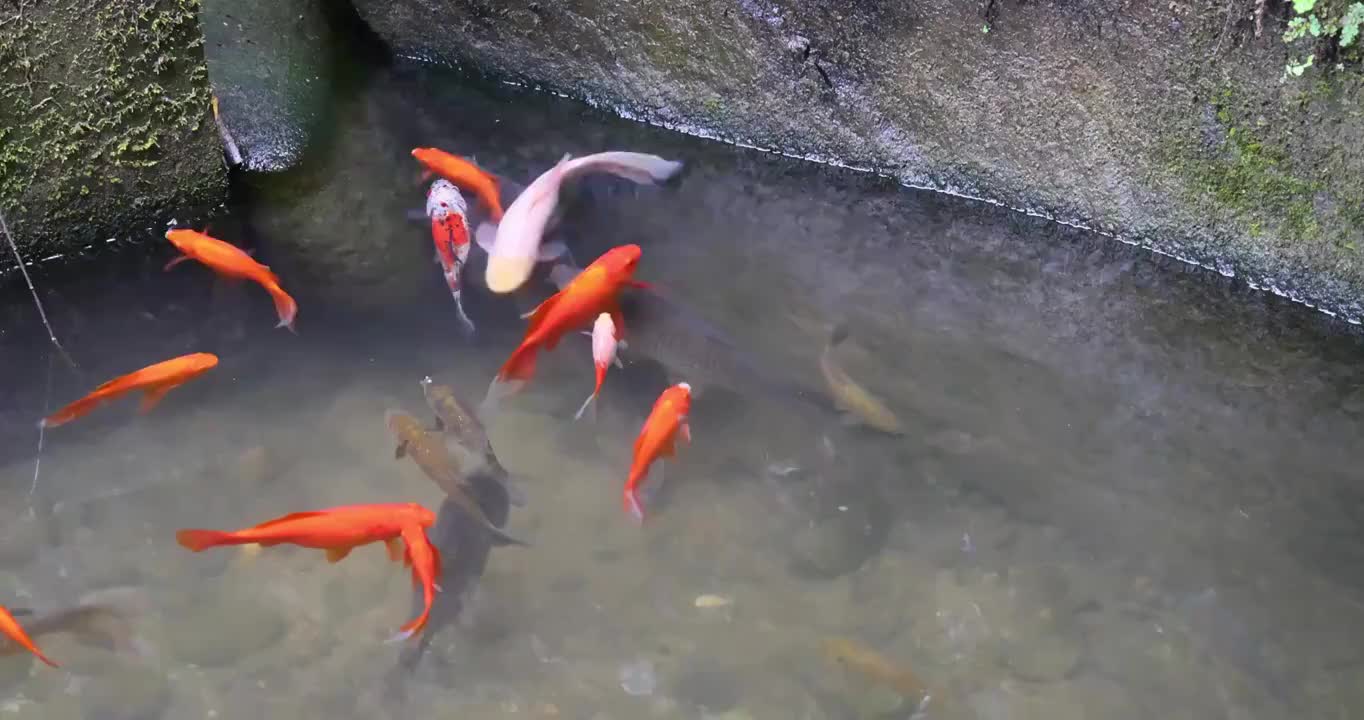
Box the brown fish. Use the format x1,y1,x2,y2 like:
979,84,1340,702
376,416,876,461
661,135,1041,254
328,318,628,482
819,325,903,435
386,410,527,547
823,637,935,706
418,377,526,506
3,587,150,661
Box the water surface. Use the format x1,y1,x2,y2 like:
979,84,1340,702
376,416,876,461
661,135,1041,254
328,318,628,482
1,63,1364,719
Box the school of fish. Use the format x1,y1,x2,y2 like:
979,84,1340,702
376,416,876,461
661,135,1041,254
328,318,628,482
7,140,907,693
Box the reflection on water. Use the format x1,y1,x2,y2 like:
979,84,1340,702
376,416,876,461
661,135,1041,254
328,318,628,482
2,62,1364,719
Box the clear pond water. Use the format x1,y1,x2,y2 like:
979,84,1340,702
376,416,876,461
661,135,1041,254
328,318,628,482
2,61,1364,719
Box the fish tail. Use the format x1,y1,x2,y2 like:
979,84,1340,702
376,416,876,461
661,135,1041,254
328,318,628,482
571,152,684,185
573,391,598,421
829,321,850,348
388,605,431,643
497,342,539,383
40,392,109,428
175,529,235,552
623,484,647,524
264,281,298,332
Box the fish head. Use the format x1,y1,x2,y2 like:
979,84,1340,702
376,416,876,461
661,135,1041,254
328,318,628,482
410,147,438,167
164,228,197,252
419,376,434,390
384,409,419,437
598,243,642,280
425,180,468,220
669,382,693,414
188,353,220,374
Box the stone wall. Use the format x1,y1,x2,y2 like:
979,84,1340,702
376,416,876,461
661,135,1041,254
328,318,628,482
0,0,226,261
350,0,1364,322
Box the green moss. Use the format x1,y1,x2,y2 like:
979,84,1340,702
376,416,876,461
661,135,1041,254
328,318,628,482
1164,86,1327,242
0,0,223,252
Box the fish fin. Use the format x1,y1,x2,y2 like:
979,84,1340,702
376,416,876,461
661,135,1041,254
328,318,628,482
573,392,598,421
385,537,403,563
474,222,497,253
500,475,529,507
325,546,352,563
829,322,850,348
407,208,429,223
487,521,529,547
536,240,570,262
175,529,233,552
547,263,581,290
137,384,175,414
6,608,34,617
394,441,407,459
625,279,653,290
163,255,192,272
680,421,691,445
420,169,434,182
249,510,331,530
454,298,477,337
265,282,298,332
495,343,540,384
623,485,646,524
517,290,559,322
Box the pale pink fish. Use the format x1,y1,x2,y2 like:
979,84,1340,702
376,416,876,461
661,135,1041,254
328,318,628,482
477,151,684,295
574,313,625,421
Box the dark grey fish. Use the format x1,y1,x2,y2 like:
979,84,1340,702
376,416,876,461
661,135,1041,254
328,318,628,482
4,586,150,659
387,467,511,694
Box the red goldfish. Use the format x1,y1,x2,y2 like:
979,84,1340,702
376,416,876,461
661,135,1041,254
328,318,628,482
41,352,219,428
425,179,477,336
176,502,436,564
489,245,647,398
411,148,504,222
624,382,692,522
574,313,623,421
164,228,298,331
389,524,442,642
0,605,57,668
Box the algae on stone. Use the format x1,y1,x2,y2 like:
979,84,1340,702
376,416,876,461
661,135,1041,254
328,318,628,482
0,0,225,262
349,0,1364,322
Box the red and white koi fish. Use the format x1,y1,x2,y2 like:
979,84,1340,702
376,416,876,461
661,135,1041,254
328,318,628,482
574,313,624,421
426,179,477,336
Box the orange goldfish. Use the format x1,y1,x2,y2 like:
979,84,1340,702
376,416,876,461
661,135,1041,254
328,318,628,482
574,312,623,421
488,245,647,402
0,605,57,668
175,502,436,564
389,523,442,642
164,228,298,331
410,148,504,222
41,352,219,428
624,382,692,522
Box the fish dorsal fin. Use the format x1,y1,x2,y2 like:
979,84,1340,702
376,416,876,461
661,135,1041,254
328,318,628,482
522,290,563,337
250,510,329,530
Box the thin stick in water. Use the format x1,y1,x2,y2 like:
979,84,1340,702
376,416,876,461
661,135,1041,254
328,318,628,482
0,209,79,372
